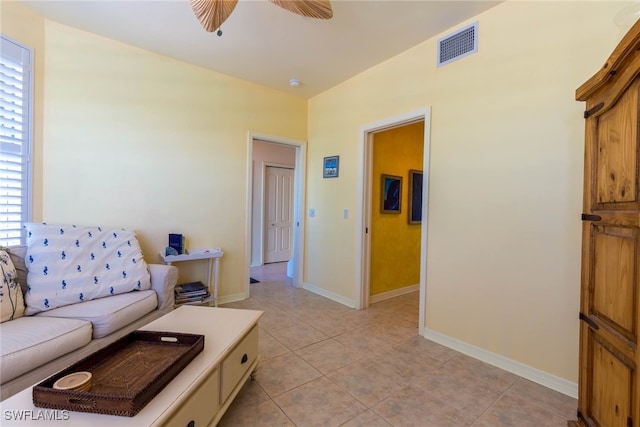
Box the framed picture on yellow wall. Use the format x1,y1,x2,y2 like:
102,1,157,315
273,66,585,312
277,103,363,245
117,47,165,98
323,155,339,178
381,174,402,214
408,169,423,224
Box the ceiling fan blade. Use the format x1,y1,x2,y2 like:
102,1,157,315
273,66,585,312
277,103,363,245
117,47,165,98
269,0,333,20
190,0,239,32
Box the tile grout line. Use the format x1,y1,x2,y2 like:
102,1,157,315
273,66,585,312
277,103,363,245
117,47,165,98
470,376,522,425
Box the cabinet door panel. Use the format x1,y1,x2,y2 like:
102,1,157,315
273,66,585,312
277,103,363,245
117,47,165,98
591,225,639,341
593,81,640,209
588,336,634,427
220,325,258,403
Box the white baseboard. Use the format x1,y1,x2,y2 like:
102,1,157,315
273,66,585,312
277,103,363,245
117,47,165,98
424,328,578,399
302,282,356,308
370,284,419,304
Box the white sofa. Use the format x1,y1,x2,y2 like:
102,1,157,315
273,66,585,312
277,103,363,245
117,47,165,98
0,246,178,401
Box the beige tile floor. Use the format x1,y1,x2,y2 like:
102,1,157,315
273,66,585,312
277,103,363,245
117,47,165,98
219,263,576,427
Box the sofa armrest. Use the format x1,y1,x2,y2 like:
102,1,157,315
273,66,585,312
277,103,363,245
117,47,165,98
148,263,177,311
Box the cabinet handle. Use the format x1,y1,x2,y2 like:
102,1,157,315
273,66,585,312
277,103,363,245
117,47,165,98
579,312,599,330
584,102,604,118
241,353,248,364
581,214,601,222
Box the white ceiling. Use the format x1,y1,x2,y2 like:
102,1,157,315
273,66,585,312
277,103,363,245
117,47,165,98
19,0,501,98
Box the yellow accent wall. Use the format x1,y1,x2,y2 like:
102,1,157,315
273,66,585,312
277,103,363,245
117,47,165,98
370,122,423,296
2,12,307,300
307,1,628,383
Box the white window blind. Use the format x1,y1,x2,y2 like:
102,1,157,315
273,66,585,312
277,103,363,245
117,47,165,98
0,36,32,246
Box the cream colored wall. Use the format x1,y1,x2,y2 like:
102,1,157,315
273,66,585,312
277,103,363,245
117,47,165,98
1,2,45,221
307,1,627,383
24,18,306,300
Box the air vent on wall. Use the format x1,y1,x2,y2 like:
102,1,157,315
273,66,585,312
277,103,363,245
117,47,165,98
437,22,478,67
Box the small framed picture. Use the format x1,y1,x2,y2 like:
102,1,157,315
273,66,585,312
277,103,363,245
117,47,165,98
323,155,339,178
380,174,402,214
408,169,423,224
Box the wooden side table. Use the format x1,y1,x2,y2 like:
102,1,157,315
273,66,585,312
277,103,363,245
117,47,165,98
160,249,224,307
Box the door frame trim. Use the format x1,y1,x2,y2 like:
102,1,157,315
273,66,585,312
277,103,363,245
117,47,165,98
254,161,295,266
356,107,431,337
246,132,307,294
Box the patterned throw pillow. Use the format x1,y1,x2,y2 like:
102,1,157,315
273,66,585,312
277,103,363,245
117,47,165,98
23,223,151,315
0,249,26,322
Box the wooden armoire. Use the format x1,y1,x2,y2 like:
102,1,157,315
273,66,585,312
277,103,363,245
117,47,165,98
571,20,640,427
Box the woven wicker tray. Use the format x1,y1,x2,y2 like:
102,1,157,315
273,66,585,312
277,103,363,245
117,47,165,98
32,330,205,417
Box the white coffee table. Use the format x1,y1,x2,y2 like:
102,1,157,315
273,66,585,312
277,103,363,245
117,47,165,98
0,306,263,426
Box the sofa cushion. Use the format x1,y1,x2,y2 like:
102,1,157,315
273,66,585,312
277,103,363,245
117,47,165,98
0,316,92,383
0,249,25,322
23,223,151,315
36,289,158,338
6,246,28,296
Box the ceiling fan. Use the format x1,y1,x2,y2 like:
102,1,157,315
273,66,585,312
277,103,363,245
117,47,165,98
190,0,333,36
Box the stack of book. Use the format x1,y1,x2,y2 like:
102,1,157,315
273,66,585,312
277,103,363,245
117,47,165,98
174,281,209,305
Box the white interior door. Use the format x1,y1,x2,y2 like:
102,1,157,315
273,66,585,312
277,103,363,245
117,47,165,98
264,166,294,263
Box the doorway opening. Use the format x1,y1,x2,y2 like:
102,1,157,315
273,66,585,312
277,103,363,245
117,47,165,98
246,132,307,297
357,108,431,336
